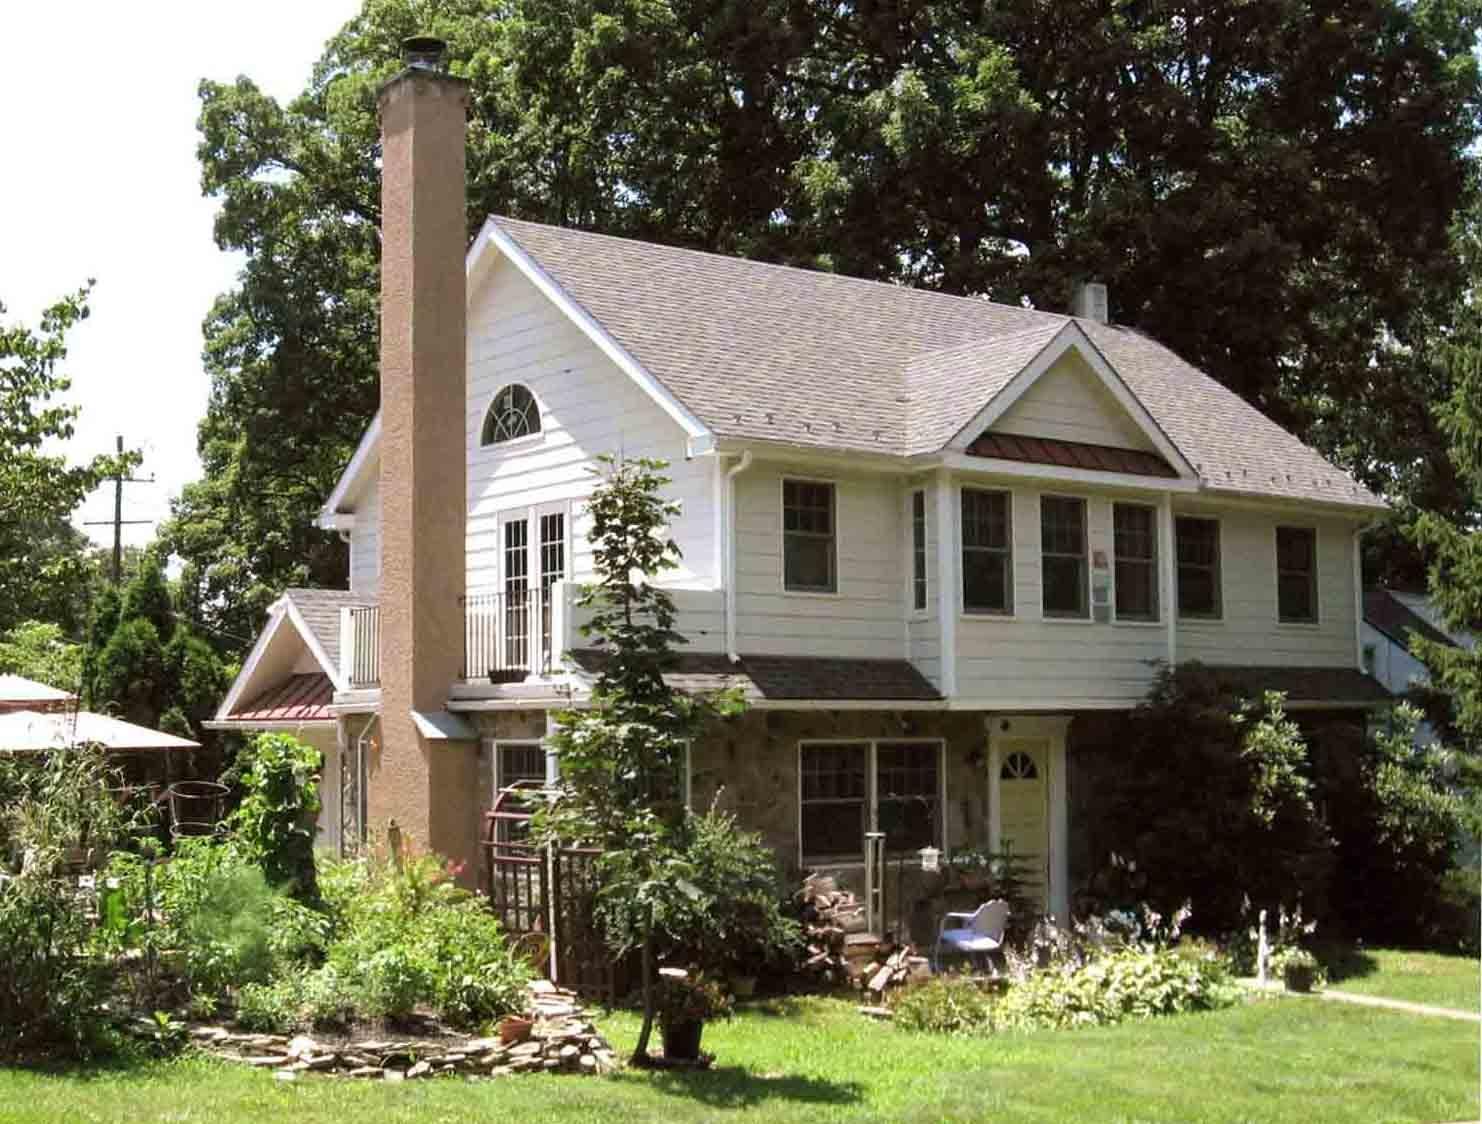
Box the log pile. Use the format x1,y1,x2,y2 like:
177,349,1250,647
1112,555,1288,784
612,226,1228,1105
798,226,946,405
795,874,871,986
861,944,931,997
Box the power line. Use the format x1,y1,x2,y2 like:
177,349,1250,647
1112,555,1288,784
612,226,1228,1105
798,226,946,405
82,434,154,584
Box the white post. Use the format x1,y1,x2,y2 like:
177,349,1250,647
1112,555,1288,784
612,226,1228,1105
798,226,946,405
1160,492,1177,666
1049,731,1069,924
1257,908,1269,985
934,468,957,696
338,607,354,686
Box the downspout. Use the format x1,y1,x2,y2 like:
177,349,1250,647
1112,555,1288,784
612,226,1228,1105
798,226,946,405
724,451,754,663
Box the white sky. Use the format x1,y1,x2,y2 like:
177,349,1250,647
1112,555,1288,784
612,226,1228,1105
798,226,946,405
0,1,362,550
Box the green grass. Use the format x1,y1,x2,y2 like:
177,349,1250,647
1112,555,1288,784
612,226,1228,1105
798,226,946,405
0,995,1474,1124
1322,946,1480,1012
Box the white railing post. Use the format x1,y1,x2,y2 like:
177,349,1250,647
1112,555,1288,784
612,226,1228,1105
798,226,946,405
339,607,354,686
549,580,568,671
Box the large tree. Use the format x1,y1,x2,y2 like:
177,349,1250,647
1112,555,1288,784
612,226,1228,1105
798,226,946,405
0,286,134,635
171,0,1482,651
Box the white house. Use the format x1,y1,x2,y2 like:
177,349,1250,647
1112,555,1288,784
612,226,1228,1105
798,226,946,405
213,41,1390,926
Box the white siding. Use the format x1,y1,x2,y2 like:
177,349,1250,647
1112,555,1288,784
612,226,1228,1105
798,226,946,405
348,478,380,595
991,352,1154,452
1362,623,1428,696
465,259,714,593
955,486,1165,704
1174,507,1356,668
732,463,905,657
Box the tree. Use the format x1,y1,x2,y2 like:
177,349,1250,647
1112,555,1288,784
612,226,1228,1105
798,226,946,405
0,286,136,634
176,0,1482,655
539,456,740,1064
0,621,83,695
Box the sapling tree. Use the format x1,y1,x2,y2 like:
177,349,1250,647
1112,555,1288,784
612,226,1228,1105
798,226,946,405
538,455,740,1064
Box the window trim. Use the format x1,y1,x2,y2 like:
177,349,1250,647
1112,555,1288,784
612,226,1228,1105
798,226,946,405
960,486,1015,617
1274,524,1320,625
797,737,946,868
1038,494,1090,621
479,383,543,448
1111,501,1160,624
780,476,840,596
1174,514,1224,622
909,488,928,617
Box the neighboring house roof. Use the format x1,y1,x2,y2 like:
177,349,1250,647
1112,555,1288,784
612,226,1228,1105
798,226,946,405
227,673,335,724
1214,666,1392,708
0,709,198,753
570,649,942,702
483,216,1382,511
0,674,76,713
1364,589,1455,653
281,588,376,673
965,433,1177,478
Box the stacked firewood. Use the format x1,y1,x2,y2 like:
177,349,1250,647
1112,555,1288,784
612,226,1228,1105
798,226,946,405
861,944,931,996
795,874,871,985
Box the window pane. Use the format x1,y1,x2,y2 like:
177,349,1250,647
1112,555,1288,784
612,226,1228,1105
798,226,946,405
801,744,866,800
784,535,834,591
1115,559,1156,619
962,489,1009,549
1278,573,1314,622
963,549,1010,612
1043,555,1086,616
1276,527,1314,573
877,742,937,799
1176,517,1217,566
801,802,866,859
1040,497,1085,555
1177,564,1217,617
1114,504,1155,560
877,798,934,852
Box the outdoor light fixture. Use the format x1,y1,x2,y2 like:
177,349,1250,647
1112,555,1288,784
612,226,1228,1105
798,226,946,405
919,846,941,873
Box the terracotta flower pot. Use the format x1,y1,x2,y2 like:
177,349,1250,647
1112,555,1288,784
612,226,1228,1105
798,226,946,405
497,1015,533,1044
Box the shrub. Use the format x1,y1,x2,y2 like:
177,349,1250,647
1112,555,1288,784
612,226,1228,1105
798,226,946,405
891,947,1234,1037
0,748,138,1056
235,976,304,1033
891,976,998,1035
418,901,531,1027
1271,947,1324,993
229,733,322,900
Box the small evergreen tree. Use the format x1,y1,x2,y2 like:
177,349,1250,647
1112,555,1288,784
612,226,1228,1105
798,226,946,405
539,456,740,1064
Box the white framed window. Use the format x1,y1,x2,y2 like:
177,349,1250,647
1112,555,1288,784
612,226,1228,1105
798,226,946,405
1276,525,1318,623
488,738,549,843
480,384,541,446
1113,502,1159,622
783,478,837,592
798,739,943,866
1040,495,1089,619
1175,516,1222,620
961,487,1013,614
910,489,928,613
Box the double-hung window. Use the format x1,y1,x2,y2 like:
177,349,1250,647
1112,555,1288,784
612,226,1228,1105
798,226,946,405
799,740,942,863
1276,526,1318,623
910,490,927,612
961,488,1012,614
1040,496,1088,618
1113,503,1158,621
783,479,837,592
1175,516,1221,619
489,739,547,842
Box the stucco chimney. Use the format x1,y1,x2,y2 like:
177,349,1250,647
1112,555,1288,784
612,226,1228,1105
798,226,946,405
373,37,476,871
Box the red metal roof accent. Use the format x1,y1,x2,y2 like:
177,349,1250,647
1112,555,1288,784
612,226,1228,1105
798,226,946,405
228,673,334,723
966,432,1178,478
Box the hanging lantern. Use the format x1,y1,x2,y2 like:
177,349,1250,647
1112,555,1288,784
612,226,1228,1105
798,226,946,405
918,846,941,873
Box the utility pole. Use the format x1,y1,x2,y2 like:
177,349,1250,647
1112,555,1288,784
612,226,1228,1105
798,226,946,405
83,435,154,584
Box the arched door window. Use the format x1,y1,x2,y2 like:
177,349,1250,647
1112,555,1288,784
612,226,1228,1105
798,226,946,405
1001,751,1039,780
481,384,541,446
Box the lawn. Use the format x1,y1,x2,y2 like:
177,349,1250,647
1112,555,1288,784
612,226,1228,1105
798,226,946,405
1323,946,1480,1012
0,995,1473,1124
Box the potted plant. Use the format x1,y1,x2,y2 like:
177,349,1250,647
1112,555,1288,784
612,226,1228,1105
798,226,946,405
1271,947,1324,993
656,970,731,1062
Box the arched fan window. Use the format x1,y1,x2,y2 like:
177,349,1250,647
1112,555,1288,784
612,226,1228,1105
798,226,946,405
481,384,541,446
1000,751,1039,780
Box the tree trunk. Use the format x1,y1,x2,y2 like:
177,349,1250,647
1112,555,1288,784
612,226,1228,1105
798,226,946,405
630,921,657,1065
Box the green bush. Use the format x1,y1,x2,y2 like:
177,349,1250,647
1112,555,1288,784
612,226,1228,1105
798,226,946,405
418,901,532,1027
235,976,304,1033
228,733,322,900
892,947,1235,1037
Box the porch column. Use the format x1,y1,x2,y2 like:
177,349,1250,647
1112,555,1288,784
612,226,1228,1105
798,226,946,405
1159,492,1176,665
1049,735,1068,923
986,727,1001,850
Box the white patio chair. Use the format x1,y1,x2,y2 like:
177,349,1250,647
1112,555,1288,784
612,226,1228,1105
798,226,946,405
934,898,1010,973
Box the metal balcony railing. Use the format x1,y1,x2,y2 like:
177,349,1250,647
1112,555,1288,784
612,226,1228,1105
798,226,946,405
461,587,553,681
348,606,381,688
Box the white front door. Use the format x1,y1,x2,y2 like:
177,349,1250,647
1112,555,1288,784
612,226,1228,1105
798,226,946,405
996,737,1049,907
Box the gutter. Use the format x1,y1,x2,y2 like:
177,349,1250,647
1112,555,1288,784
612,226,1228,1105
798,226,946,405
723,450,754,663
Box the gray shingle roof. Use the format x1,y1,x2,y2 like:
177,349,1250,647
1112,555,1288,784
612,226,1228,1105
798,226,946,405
1214,665,1391,706
1363,589,1454,652
283,588,376,672
570,649,941,702
493,217,1383,511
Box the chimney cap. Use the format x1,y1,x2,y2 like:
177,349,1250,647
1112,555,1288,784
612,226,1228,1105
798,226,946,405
401,35,448,71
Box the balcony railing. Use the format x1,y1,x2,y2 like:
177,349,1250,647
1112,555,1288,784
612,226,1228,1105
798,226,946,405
462,587,553,681
348,606,381,688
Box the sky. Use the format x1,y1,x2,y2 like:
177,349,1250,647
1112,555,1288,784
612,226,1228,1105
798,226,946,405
0,1,362,551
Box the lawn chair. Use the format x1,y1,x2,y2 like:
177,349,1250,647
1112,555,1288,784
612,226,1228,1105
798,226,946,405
934,899,1010,974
